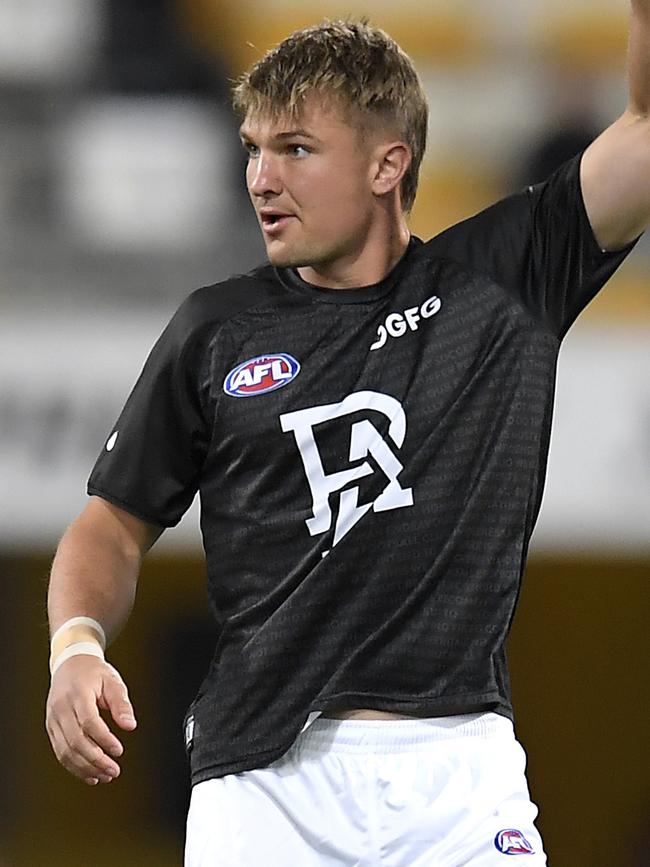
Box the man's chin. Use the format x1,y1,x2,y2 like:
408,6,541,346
264,243,308,270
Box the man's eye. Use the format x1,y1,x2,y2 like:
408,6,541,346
289,144,309,157
244,143,259,157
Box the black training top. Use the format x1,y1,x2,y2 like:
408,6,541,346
88,154,637,785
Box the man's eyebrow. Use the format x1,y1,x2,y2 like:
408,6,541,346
239,127,319,142
275,129,317,140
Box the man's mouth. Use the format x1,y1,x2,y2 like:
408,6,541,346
260,210,296,235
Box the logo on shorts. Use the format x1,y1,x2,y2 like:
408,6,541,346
224,353,300,397
494,829,535,855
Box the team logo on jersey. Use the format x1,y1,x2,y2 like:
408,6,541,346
280,390,413,554
370,293,441,351
494,829,535,855
224,353,300,397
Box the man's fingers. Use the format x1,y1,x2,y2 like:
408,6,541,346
100,663,138,731
71,700,124,770
66,702,122,776
48,714,119,784
45,656,137,785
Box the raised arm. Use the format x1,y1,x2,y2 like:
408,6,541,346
45,496,162,785
581,0,650,250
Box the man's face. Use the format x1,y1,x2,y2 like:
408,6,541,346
240,98,380,276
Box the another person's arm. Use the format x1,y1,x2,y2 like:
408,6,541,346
45,496,162,786
581,0,650,250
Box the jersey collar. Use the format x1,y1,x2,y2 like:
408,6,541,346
276,236,423,304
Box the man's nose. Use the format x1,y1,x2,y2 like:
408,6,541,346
248,152,282,197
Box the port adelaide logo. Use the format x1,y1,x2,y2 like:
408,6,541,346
224,353,300,397
494,829,535,855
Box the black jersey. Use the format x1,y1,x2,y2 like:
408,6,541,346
88,154,637,785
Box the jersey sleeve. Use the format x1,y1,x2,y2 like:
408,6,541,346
87,293,216,528
430,152,640,338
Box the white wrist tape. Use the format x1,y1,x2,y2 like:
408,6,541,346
50,641,105,675
50,616,106,651
49,616,107,676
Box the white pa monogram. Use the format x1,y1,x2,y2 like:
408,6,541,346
279,390,413,554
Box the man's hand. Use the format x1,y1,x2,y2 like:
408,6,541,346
45,655,137,786
45,497,159,786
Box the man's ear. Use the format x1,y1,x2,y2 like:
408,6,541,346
371,142,412,197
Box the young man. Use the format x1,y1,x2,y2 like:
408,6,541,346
45,13,650,866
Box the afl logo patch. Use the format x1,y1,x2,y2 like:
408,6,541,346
494,829,535,855
224,353,300,397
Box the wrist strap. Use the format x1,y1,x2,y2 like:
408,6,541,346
50,642,105,675
50,616,106,650
49,616,107,676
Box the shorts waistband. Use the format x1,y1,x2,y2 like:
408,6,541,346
293,712,513,755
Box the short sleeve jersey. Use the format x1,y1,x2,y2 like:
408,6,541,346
88,154,638,784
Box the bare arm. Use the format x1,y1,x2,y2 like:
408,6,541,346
45,496,162,785
581,0,650,251
48,495,160,638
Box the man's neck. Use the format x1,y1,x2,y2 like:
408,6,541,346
297,220,411,289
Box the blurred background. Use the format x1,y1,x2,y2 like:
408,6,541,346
1,0,648,865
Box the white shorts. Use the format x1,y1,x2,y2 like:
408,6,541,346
185,713,548,866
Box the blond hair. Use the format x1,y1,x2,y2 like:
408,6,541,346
232,19,428,212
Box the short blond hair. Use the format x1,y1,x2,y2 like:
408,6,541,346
232,19,428,213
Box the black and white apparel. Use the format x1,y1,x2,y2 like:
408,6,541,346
88,153,638,786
